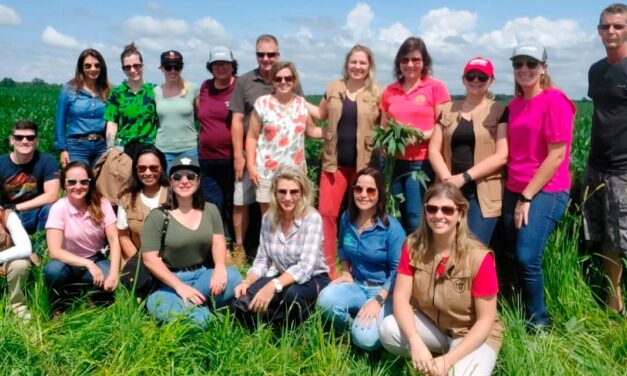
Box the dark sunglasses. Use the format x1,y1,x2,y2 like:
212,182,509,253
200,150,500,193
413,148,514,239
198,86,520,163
163,64,183,72
122,63,143,72
598,23,627,31
66,178,91,187
171,172,198,182
137,165,161,173
273,75,295,83
12,134,37,142
512,60,540,70
256,52,279,58
400,57,422,65
83,63,101,70
352,185,377,198
464,72,490,83
276,189,301,197
425,204,458,216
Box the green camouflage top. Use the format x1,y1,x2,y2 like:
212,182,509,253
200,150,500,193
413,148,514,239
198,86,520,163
104,81,158,146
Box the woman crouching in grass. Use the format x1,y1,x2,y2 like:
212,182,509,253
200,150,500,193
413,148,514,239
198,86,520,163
379,182,503,375
44,161,120,315
231,165,330,328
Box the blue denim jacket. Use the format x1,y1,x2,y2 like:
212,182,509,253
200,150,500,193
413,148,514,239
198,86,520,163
54,83,107,151
338,211,405,292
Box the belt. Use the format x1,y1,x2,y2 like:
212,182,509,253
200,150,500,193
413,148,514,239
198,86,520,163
170,264,204,273
69,133,104,141
356,280,382,287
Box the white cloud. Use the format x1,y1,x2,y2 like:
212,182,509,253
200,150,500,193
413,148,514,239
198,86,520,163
379,22,411,44
193,17,230,42
41,26,81,49
0,4,20,26
123,15,188,37
297,27,313,40
419,8,477,46
343,2,374,42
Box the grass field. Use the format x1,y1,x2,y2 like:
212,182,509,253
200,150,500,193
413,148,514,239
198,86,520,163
0,87,625,375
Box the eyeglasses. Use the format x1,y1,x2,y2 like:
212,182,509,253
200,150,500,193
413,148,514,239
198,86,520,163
598,23,627,31
163,64,183,72
122,63,143,72
464,72,490,83
273,75,295,83
400,57,422,65
425,204,458,216
256,52,279,58
137,165,161,173
83,63,101,70
171,172,198,182
512,60,541,70
352,185,377,199
12,134,37,142
276,189,301,197
66,178,91,187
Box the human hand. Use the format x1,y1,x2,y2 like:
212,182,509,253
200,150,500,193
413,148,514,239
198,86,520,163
103,271,119,292
247,164,260,187
175,283,206,307
430,355,451,376
330,271,353,285
210,264,228,296
234,282,249,299
515,201,530,229
447,174,466,188
60,151,70,167
234,155,246,181
409,338,435,375
355,299,382,328
87,261,104,288
249,282,276,312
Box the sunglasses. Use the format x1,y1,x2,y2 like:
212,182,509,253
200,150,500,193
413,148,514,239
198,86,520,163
171,172,198,182
122,63,143,72
137,165,161,173
66,178,91,187
425,204,458,216
163,64,183,72
400,57,422,65
273,75,295,83
12,134,37,142
352,185,377,198
464,72,490,83
276,189,301,197
83,63,101,70
512,60,541,70
598,23,627,31
256,52,279,58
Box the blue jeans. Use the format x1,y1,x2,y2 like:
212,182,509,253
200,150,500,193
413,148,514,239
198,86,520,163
164,149,199,174
392,160,434,233
199,159,235,237
17,204,51,234
146,266,242,328
466,192,497,246
43,255,111,306
66,137,107,168
501,189,569,326
318,281,393,351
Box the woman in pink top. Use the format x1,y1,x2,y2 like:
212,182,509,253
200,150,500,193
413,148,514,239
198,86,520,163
502,42,575,330
380,37,450,233
44,161,120,312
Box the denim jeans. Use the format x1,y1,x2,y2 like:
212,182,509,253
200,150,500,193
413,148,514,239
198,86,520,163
391,159,434,233
501,189,569,326
43,255,111,307
66,137,107,168
17,204,51,234
146,266,242,328
164,149,199,174
466,192,498,246
199,159,235,237
318,281,393,351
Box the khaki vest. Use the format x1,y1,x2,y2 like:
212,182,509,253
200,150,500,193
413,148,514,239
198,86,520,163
93,148,133,205
322,80,381,172
118,187,169,249
438,100,506,218
409,247,504,352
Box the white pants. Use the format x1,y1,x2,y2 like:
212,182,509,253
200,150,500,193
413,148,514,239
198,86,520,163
379,309,497,376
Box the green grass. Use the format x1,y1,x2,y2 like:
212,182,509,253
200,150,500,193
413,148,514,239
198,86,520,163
0,88,625,375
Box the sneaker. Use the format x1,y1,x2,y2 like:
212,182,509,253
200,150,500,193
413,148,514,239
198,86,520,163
229,243,247,267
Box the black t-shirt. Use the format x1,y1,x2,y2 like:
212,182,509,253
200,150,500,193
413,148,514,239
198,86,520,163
451,118,475,175
0,151,60,204
336,97,358,167
588,57,627,172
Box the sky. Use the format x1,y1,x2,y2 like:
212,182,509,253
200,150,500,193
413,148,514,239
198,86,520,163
0,0,614,98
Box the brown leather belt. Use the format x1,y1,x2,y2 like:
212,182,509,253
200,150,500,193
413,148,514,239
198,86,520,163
69,133,104,141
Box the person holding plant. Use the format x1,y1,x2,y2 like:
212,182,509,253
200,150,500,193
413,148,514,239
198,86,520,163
379,182,504,375
380,37,450,233
245,61,321,214
140,156,242,327
231,166,330,328
55,48,111,167
314,45,381,278
428,57,508,246
502,42,575,329
318,167,404,351
44,161,121,311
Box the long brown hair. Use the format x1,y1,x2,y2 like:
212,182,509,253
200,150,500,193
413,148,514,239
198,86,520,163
61,161,104,225
348,167,388,226
69,48,111,101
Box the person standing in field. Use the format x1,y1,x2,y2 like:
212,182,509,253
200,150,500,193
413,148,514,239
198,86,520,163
104,42,158,160
55,48,111,168
584,2,627,317
229,34,303,260
0,120,60,234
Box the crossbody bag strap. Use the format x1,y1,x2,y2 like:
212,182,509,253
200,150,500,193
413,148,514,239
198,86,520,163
158,209,170,258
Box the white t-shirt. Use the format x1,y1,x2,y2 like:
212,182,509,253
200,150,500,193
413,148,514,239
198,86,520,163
0,212,32,264
117,188,163,230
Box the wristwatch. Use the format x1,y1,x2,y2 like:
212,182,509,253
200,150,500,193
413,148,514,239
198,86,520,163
462,170,472,184
519,194,533,203
271,278,283,293
374,294,386,306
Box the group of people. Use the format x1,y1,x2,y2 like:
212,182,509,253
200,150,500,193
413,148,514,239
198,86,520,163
1,3,626,374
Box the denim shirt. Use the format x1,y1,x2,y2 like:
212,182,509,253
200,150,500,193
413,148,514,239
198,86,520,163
338,211,405,292
54,83,107,151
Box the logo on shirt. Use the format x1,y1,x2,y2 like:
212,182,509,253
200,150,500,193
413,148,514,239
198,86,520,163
415,95,426,104
453,279,466,293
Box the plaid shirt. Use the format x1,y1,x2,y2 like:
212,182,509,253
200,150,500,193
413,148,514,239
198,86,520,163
248,210,329,284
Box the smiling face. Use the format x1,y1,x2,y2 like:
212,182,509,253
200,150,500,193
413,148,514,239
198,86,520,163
424,194,460,237
170,169,199,199
82,55,102,82
512,57,545,93
599,12,627,51
122,53,143,83
64,166,91,203
211,61,234,82
462,69,493,97
10,129,38,157
161,63,182,82
346,50,370,82
272,67,295,95
353,174,378,213
256,39,280,74
275,178,301,214
400,49,423,82
136,153,162,189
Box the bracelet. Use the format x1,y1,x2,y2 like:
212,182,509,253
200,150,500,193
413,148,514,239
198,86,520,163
518,194,533,203
462,170,472,183
374,294,386,306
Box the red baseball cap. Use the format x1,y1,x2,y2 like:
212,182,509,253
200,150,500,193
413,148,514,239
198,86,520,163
463,57,494,77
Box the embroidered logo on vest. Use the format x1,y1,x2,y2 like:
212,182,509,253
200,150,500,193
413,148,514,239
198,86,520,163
453,279,466,293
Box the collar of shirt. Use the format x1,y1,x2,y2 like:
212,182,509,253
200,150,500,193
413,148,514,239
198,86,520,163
388,76,433,96
348,216,386,235
67,199,91,220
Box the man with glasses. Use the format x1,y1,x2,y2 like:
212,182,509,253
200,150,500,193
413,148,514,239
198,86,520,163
0,120,60,234
229,35,303,260
585,3,627,317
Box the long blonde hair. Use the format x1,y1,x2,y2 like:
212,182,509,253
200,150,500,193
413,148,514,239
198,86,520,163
341,44,380,97
267,165,314,232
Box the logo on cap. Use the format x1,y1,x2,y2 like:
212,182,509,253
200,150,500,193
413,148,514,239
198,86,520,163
180,157,192,165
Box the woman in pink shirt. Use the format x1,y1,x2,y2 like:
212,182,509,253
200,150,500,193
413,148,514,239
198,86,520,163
502,42,575,330
44,161,121,313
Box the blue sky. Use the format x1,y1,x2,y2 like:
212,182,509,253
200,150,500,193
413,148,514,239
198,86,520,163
0,1,613,98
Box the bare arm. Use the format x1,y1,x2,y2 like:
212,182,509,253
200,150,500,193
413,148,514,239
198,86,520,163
118,228,138,259
105,121,117,149
143,251,207,305
15,179,59,212
305,114,323,139
47,227,105,287
465,122,508,181
245,110,262,186
231,112,246,181
428,125,451,181
103,223,121,291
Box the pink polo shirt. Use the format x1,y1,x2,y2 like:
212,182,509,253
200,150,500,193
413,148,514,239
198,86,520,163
380,77,450,160
506,88,575,193
46,197,117,258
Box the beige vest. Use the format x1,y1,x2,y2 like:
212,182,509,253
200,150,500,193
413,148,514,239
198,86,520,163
118,188,169,249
